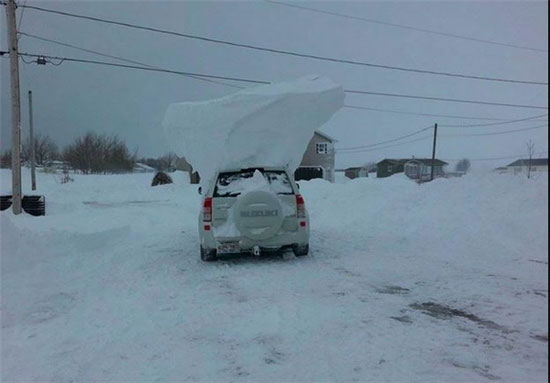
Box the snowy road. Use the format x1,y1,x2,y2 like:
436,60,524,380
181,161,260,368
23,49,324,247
1,170,548,382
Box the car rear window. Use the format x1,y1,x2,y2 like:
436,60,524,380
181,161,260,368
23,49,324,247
214,169,294,197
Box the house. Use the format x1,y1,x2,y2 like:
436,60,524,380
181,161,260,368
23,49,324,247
175,130,338,184
403,159,447,181
175,156,200,184
499,158,549,174
344,166,369,179
133,162,155,173
295,131,337,182
376,158,447,179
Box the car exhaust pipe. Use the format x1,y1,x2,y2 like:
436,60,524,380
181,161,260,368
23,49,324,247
252,245,261,257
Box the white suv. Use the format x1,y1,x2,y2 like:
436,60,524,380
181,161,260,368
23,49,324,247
198,167,310,261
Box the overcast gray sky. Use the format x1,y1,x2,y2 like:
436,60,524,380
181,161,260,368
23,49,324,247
1,0,548,169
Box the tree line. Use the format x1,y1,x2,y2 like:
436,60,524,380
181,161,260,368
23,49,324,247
1,132,147,174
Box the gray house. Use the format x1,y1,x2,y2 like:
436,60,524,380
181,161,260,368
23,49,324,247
175,156,200,184
498,158,549,174
175,130,338,184
377,158,447,179
403,159,447,181
295,131,337,182
344,166,369,179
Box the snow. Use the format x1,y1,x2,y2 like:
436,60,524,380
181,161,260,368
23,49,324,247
1,169,548,382
163,75,344,185
215,169,293,197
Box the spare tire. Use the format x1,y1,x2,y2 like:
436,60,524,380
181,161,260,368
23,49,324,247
233,190,284,241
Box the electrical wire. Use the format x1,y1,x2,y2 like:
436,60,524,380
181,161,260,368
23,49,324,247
337,135,433,155
442,151,548,162
345,89,548,110
438,113,548,127
17,52,270,85
18,32,244,89
14,51,549,110
342,104,548,122
264,0,548,53
16,0,27,39
441,124,547,137
337,125,433,151
18,3,548,86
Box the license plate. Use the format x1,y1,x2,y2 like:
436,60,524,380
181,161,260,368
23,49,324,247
217,242,240,254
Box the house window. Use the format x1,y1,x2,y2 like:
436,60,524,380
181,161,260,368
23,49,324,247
316,143,329,154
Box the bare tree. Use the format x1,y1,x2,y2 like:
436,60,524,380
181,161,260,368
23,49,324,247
63,132,135,174
0,150,11,168
455,158,471,173
138,152,178,171
526,140,535,179
363,161,377,173
22,134,59,166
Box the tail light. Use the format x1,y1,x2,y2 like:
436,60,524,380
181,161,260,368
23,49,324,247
296,194,306,219
203,197,212,222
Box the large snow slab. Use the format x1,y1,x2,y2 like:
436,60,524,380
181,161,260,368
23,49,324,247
163,75,344,184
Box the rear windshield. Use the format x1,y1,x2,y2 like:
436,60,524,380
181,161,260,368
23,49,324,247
214,169,294,197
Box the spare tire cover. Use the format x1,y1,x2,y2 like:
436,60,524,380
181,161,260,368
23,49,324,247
233,190,284,240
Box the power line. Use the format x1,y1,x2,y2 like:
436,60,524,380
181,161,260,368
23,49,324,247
264,0,548,54
337,135,433,155
345,89,548,110
16,0,27,38
18,31,244,89
442,152,548,162
337,123,547,154
18,3,548,86
17,51,270,85
12,51,549,110
441,124,547,137
439,113,549,127
337,125,433,151
343,104,548,122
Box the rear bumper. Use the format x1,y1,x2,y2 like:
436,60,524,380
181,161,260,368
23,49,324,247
200,224,309,253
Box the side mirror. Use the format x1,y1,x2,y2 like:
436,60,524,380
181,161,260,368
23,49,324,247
296,183,300,190
198,186,202,195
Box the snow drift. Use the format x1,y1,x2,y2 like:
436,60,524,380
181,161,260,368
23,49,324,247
163,75,344,185
1,169,548,381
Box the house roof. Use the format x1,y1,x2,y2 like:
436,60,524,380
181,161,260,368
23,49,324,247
506,158,548,167
377,158,448,166
314,130,338,143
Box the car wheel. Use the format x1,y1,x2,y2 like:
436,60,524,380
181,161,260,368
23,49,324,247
200,246,217,262
293,244,309,257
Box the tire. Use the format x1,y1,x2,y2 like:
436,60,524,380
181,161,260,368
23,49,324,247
200,246,217,262
293,244,309,257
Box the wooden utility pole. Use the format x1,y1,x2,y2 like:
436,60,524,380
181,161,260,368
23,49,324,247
430,123,438,181
6,0,22,213
28,90,36,190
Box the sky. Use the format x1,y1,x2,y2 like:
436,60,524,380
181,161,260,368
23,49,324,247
1,0,548,170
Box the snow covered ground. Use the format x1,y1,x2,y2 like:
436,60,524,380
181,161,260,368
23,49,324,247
1,168,548,382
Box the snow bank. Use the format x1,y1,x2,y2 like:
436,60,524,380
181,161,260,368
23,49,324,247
1,169,547,382
163,75,344,185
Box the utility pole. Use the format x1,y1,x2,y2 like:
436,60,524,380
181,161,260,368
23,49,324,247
6,0,22,213
430,123,438,181
28,90,36,190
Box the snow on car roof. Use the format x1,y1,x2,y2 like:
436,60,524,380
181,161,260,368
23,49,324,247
163,75,344,186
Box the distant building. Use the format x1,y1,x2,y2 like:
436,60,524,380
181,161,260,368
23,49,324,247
344,166,369,179
133,162,155,173
295,131,337,182
376,158,447,179
403,159,447,181
499,158,549,174
175,156,200,184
